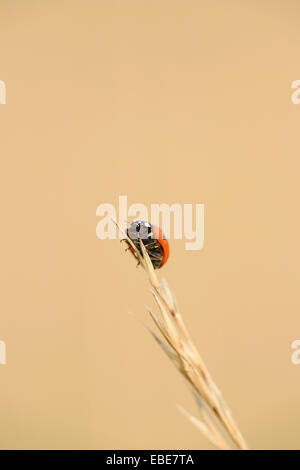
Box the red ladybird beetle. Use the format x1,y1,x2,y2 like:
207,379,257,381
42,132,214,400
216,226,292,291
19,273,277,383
125,220,169,269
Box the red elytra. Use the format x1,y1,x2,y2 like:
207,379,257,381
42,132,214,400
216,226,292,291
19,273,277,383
151,224,169,268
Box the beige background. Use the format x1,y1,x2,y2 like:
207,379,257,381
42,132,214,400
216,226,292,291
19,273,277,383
0,0,300,450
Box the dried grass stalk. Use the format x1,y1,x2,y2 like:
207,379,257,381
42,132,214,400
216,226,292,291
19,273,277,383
116,221,248,450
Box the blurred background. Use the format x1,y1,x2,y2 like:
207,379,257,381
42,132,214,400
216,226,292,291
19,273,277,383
0,0,300,450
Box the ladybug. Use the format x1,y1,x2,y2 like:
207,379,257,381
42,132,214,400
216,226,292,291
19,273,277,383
125,220,169,269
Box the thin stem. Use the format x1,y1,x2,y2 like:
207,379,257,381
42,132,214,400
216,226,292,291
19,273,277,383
116,220,249,450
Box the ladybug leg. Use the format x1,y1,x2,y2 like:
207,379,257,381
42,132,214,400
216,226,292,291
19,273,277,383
150,253,162,260
145,241,158,248
121,239,132,251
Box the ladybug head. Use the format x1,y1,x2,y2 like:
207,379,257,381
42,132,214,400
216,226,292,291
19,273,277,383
127,220,153,240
